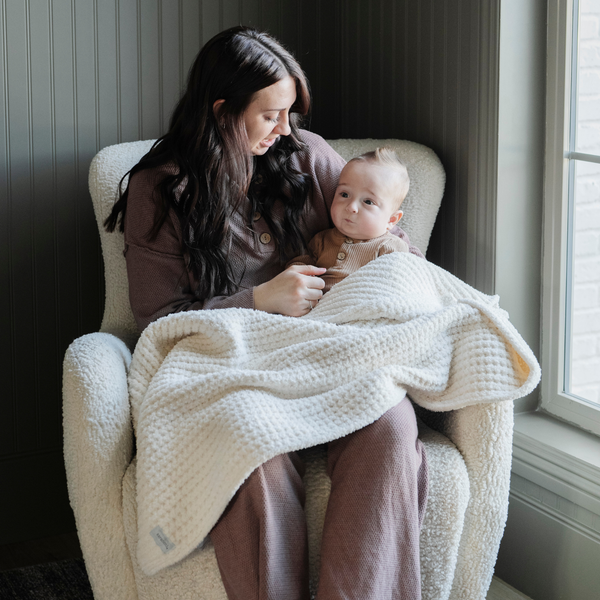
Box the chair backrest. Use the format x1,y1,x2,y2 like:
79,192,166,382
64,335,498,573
89,138,445,341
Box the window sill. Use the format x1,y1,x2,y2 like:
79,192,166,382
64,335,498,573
512,411,600,535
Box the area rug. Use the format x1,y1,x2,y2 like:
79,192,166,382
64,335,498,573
0,559,93,599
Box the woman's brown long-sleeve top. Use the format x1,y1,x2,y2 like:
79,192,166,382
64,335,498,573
124,130,423,332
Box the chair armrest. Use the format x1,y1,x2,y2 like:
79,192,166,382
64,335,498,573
418,402,514,600
63,332,137,599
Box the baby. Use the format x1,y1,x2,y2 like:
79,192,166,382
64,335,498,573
289,147,410,294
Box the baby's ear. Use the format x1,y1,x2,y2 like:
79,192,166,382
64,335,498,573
387,210,403,229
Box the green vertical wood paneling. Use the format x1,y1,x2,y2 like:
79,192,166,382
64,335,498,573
221,0,240,30
0,0,202,544
97,0,119,149
181,1,201,83
1,0,500,544
259,0,279,38
139,0,161,140
297,0,499,292
0,1,13,456
118,0,142,141
6,2,37,454
30,2,59,450
240,1,261,29
160,0,182,130
200,0,220,47
72,0,102,343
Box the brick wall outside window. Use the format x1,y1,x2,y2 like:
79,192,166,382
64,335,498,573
572,1,600,403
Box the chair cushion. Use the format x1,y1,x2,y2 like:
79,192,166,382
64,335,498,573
121,423,468,600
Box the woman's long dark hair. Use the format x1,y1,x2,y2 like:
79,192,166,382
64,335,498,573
104,26,312,299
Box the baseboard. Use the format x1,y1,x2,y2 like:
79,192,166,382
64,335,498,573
512,412,600,542
510,476,600,545
487,576,532,600
496,492,600,600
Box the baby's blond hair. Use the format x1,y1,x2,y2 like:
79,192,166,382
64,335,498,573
348,147,410,209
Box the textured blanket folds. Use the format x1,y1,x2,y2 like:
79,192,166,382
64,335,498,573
129,253,540,575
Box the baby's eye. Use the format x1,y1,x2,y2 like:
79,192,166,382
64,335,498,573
340,191,349,198
363,199,375,206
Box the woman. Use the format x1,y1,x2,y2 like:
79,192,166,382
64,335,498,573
106,26,428,600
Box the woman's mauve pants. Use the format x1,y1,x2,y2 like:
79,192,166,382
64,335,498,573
209,397,428,600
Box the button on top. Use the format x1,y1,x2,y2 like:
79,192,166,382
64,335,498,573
345,239,353,244
259,232,272,244
337,251,346,260
253,212,262,222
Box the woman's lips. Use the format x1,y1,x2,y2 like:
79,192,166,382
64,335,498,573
260,137,278,148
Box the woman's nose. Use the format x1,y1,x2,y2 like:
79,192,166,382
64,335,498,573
274,113,291,136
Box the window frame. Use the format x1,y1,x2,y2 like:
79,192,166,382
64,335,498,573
541,0,600,435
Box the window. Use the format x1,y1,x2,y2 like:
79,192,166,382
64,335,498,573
542,0,600,434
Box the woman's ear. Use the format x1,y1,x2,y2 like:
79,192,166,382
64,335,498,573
212,99,226,119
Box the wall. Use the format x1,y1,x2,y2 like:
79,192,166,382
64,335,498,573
1,0,502,544
0,0,203,544
495,0,545,414
494,1,600,599
328,0,501,295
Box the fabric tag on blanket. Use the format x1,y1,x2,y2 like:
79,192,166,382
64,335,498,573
150,526,175,554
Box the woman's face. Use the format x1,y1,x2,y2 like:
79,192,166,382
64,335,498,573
243,75,297,155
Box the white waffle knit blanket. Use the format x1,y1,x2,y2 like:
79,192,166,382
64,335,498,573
129,252,540,575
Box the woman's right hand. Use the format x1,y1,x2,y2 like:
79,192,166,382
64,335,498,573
254,265,326,316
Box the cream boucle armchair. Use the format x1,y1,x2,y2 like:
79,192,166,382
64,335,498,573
63,138,513,600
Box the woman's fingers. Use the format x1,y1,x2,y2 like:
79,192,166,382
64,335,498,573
289,264,327,278
304,275,325,291
254,265,326,316
295,268,324,303
289,265,325,301
303,284,323,301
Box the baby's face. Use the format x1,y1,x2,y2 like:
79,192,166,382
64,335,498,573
331,161,403,240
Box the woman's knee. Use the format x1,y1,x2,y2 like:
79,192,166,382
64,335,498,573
359,398,419,448
243,452,305,503
328,397,421,475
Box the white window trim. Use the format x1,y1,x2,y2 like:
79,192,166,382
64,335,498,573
541,0,600,436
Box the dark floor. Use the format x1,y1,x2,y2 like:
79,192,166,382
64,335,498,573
0,532,83,572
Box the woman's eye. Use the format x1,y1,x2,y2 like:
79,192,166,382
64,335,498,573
265,116,279,124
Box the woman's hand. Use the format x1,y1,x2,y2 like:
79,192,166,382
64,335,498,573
254,265,326,316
